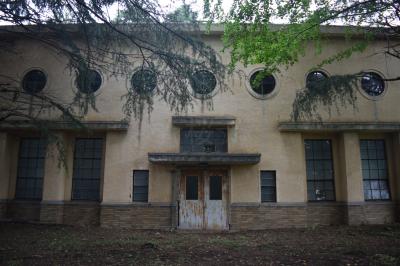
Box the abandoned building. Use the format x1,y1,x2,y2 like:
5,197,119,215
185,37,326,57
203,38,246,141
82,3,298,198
0,25,399,230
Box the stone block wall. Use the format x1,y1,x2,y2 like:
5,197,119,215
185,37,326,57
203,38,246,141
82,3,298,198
230,204,307,230
63,203,100,226
0,200,7,219
1,201,398,229
100,204,173,229
307,203,346,226
347,202,396,225
40,203,64,224
6,201,41,221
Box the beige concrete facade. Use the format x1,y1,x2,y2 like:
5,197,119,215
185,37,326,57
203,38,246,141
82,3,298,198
0,27,399,229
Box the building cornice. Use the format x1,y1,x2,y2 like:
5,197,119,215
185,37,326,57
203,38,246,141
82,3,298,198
278,121,400,132
0,120,129,131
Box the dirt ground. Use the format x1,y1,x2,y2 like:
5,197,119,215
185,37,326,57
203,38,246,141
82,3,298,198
1,222,400,266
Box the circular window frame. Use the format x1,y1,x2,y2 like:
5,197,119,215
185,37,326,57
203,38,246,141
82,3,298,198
358,70,387,101
304,69,330,89
72,68,104,95
127,67,158,95
246,67,279,100
190,69,219,100
21,67,49,94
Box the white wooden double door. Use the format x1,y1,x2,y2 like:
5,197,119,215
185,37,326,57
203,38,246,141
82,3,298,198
178,169,228,230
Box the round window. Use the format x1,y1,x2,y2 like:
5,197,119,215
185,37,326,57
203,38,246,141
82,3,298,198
76,69,102,94
306,71,328,89
22,69,47,93
249,71,276,96
190,70,217,97
131,69,157,94
361,72,385,97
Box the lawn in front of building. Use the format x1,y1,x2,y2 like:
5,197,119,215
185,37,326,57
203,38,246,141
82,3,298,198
1,222,399,265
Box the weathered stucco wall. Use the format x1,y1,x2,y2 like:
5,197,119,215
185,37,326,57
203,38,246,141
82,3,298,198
0,33,399,209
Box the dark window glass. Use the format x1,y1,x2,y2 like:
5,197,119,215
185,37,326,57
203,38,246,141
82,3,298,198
250,71,276,95
190,70,217,96
209,176,222,200
361,72,385,97
186,176,198,200
360,140,390,200
131,69,157,94
76,69,102,94
133,170,149,202
306,71,328,89
22,70,47,94
305,140,335,201
72,138,103,201
180,128,227,153
15,138,46,200
260,171,276,202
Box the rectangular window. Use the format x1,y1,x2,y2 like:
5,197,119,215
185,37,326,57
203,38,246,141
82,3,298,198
186,176,198,200
360,140,390,200
133,170,149,202
15,138,46,200
260,171,276,202
180,128,227,153
72,138,103,201
305,140,335,201
209,176,222,200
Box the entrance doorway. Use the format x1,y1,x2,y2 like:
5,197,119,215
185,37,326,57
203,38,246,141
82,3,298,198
178,169,228,230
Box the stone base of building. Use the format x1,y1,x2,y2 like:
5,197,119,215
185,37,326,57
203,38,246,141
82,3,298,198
4,200,100,226
1,201,398,229
6,201,41,221
230,203,307,230
0,200,8,219
346,202,397,225
230,202,397,230
397,203,400,222
100,203,174,229
63,202,100,226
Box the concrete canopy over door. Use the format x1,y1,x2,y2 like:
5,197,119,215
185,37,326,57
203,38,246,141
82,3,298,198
179,169,228,230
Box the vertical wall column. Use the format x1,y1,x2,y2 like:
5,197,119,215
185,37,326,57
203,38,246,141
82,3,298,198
40,132,71,224
339,132,364,225
0,133,11,218
393,132,400,222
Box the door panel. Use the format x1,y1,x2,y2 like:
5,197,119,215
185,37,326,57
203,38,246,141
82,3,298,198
204,173,228,230
179,173,204,229
179,170,228,230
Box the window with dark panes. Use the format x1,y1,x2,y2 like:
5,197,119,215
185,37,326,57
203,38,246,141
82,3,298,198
72,138,103,201
133,170,149,202
180,128,227,153
360,140,390,200
260,171,276,202
15,138,46,200
305,140,335,201
186,176,198,200
209,176,222,200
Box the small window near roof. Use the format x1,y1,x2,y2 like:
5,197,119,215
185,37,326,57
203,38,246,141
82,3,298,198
180,128,227,153
190,70,217,97
76,69,102,94
133,170,149,202
250,71,276,95
131,69,157,94
361,72,385,97
260,171,276,202
306,71,328,89
22,69,47,93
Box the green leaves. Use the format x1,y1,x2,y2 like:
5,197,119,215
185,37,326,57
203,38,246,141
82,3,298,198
205,0,399,120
